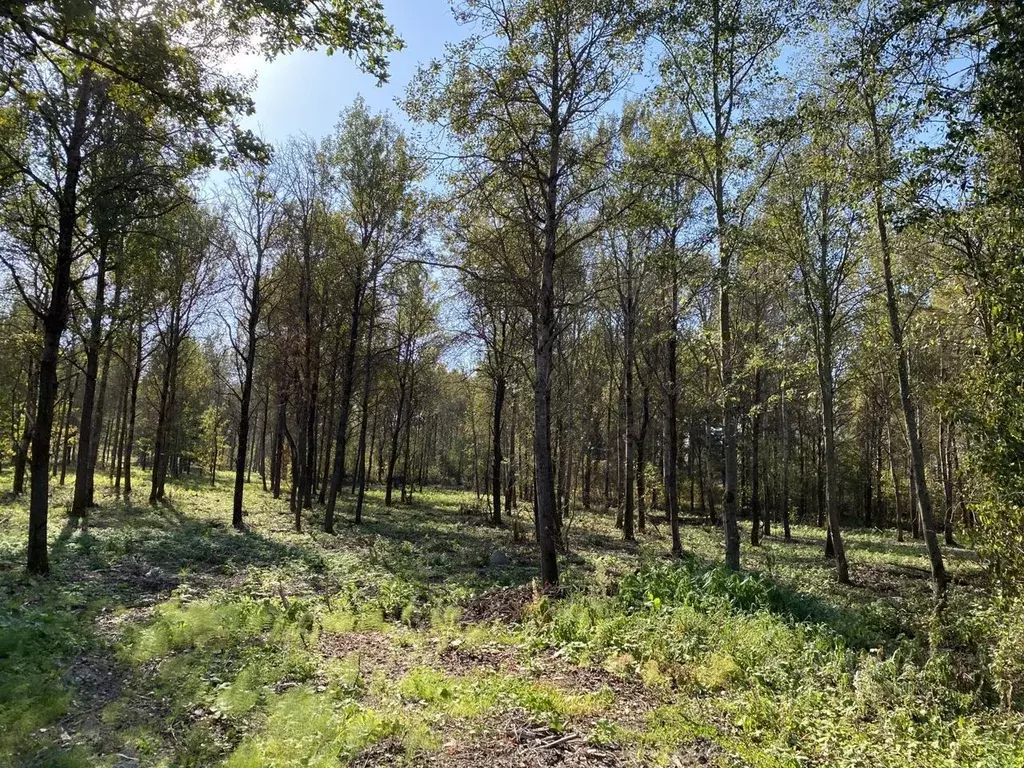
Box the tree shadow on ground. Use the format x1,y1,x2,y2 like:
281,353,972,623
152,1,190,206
47,494,327,583
0,482,341,765
637,546,916,649
331,496,540,592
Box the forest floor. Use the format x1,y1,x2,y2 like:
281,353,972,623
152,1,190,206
1,473,1023,768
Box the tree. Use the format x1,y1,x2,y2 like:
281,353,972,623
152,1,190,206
323,98,423,533
410,0,645,586
655,0,796,571
849,24,949,599
149,206,221,504
769,94,865,583
0,0,403,575
223,162,284,529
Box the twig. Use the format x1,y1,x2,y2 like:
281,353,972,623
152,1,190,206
539,733,579,750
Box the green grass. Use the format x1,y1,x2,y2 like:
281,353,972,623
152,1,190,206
0,469,1022,766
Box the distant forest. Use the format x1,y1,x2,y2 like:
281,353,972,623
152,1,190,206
1,0,1022,600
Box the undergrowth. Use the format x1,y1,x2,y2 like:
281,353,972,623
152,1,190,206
0,472,1022,767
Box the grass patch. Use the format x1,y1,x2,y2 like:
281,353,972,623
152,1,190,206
0,470,1021,766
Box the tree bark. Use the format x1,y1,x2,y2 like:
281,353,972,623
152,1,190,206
751,367,762,546
123,325,142,496
667,268,682,555
622,310,636,542
637,382,650,534
385,350,410,506
353,282,379,524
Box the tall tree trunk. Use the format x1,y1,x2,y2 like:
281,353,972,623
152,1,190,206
112,355,129,490
941,417,956,546
821,379,850,583
470,382,481,501
491,375,505,525
271,388,286,499
780,381,791,541
150,307,180,504
325,276,365,533
319,337,342,504
866,91,948,600
353,284,379,524
719,266,740,569
260,379,270,493
505,392,517,517
27,68,93,575
751,367,762,546
604,351,613,506
816,431,825,528
532,96,562,586
233,247,265,529
636,382,649,534
666,266,682,553
88,276,120,500
400,368,416,504
622,314,636,542
72,239,108,516
385,359,409,507
123,325,142,496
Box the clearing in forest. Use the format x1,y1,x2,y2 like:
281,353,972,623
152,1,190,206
0,475,1021,768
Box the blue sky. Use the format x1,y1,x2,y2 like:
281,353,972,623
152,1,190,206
229,0,463,145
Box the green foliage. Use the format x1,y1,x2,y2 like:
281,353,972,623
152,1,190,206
223,686,409,767
1,476,1022,766
0,593,81,761
396,667,612,728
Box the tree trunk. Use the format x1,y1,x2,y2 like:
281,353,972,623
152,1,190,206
123,326,142,496
260,378,270,493
325,276,365,532
112,354,129,491
150,306,181,504
866,91,947,600
637,382,650,534
780,382,791,541
491,376,505,525
72,239,108,516
941,417,956,546
353,283,379,524
821,379,850,583
233,248,264,528
27,68,94,575
271,388,286,499
385,357,410,507
505,392,517,517
400,368,416,503
751,367,762,546
622,314,636,542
